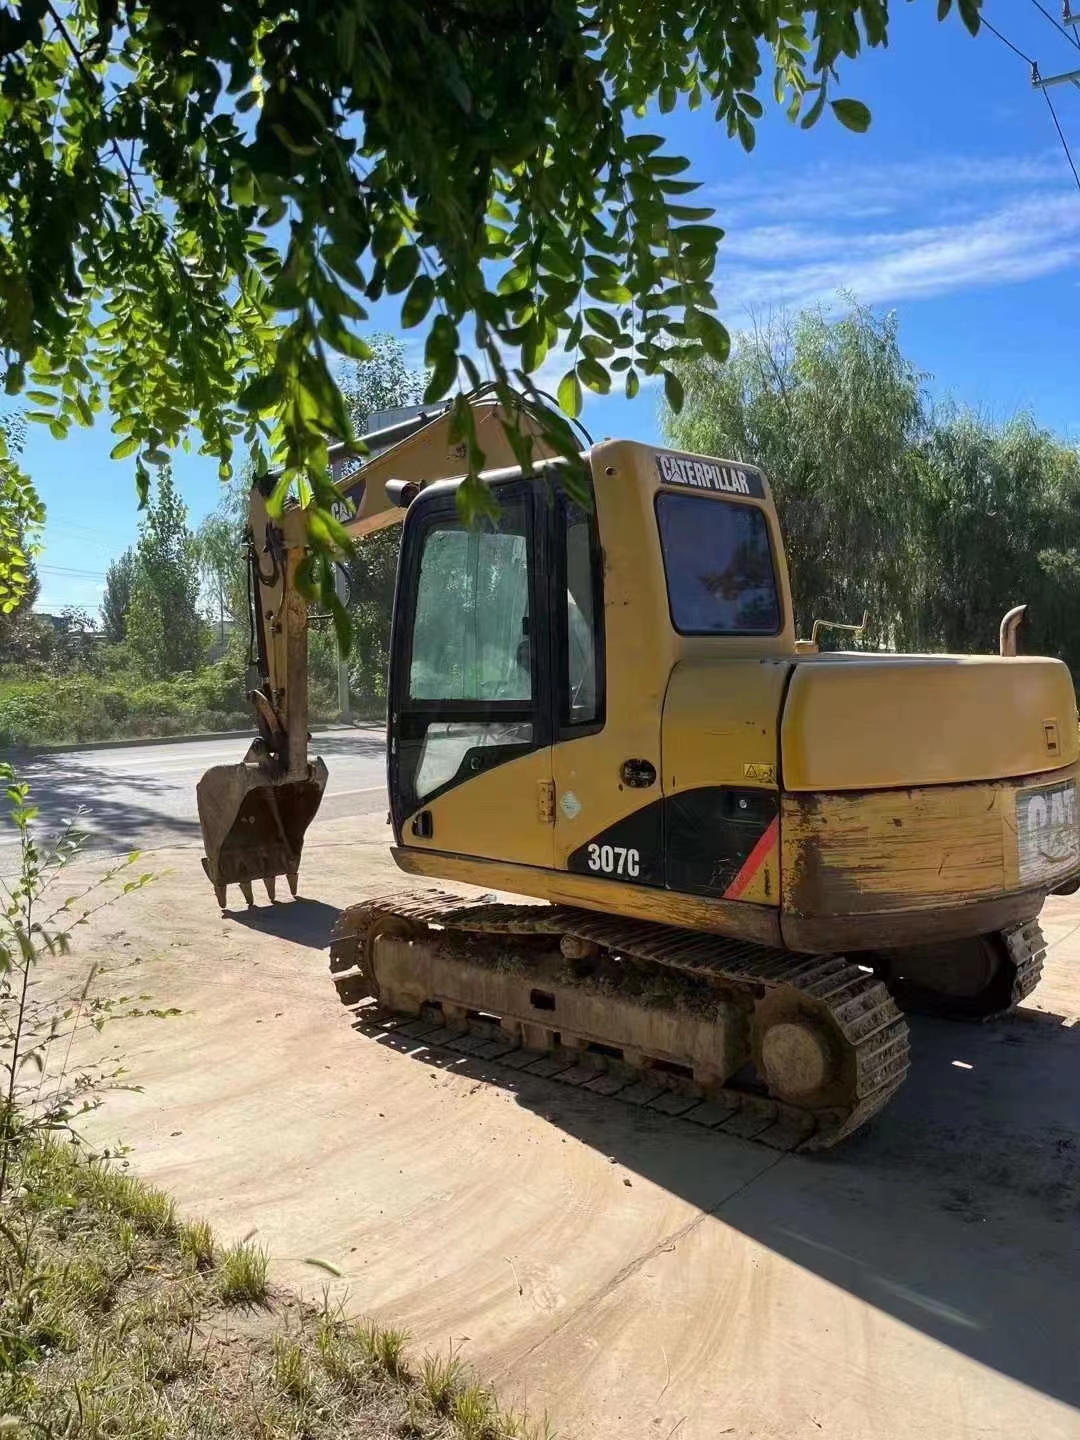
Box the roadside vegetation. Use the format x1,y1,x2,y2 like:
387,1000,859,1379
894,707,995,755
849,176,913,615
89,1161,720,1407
0,1140,552,1440
0,768,548,1438
1,339,416,747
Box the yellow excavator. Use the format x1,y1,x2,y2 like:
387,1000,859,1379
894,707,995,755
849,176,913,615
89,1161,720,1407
196,397,1080,1150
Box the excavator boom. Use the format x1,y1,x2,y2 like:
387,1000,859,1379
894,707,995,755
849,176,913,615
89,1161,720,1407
196,399,557,904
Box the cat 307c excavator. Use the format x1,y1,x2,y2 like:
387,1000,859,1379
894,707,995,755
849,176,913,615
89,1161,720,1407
197,396,1080,1150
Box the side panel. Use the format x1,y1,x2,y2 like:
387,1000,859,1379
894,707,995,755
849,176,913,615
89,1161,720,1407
662,658,790,905
391,845,783,946
780,762,1080,944
408,748,557,867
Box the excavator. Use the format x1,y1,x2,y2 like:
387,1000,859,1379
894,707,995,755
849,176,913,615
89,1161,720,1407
196,396,1080,1150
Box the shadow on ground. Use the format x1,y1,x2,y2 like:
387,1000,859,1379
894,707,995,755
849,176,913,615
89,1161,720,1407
1,757,201,855
347,991,1080,1411
230,898,343,950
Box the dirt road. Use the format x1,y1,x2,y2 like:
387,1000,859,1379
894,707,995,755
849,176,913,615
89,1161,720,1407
57,814,1080,1440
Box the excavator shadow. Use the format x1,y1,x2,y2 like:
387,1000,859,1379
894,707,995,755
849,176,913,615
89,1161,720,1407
348,996,1080,1410
230,898,342,950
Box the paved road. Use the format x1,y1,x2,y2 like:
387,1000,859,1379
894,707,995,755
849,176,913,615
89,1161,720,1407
2,728,387,856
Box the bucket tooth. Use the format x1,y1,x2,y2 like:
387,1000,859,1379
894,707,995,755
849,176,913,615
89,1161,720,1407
239,880,255,907
264,875,277,902
213,883,228,910
286,871,299,898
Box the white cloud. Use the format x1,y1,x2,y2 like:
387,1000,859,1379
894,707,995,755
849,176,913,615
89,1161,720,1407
711,152,1067,224
705,152,1080,315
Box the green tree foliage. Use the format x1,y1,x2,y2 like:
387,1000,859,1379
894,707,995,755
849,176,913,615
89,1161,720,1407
0,411,42,621
919,412,1080,663
666,307,930,647
340,334,426,430
126,468,203,679
341,336,424,697
314,336,428,699
0,0,981,617
196,493,249,645
100,545,136,643
665,305,1080,670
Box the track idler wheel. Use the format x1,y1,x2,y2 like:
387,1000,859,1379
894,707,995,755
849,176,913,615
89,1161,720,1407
751,991,853,1113
329,907,419,1008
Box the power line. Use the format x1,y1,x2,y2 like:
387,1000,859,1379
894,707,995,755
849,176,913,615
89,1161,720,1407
39,564,107,579
980,14,1080,192
1042,84,1080,190
982,16,1035,64
46,518,114,539
1029,0,1080,50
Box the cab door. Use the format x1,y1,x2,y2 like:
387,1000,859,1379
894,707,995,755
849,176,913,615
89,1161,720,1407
388,481,555,868
549,480,665,888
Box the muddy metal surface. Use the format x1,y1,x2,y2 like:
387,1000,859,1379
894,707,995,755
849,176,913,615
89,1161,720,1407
57,812,1080,1440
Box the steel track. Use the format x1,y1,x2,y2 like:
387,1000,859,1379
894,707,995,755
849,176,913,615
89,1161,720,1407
331,891,913,1152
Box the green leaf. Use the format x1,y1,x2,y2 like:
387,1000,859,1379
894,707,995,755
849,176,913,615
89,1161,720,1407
800,86,827,129
585,307,622,342
690,310,731,363
239,371,285,413
270,123,318,157
663,370,685,412
576,357,611,395
830,99,872,133
625,368,640,400
110,436,139,461
385,245,421,295
402,274,435,328
558,370,583,419
424,354,457,403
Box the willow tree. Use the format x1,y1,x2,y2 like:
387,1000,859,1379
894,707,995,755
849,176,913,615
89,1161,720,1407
0,0,981,634
664,306,933,647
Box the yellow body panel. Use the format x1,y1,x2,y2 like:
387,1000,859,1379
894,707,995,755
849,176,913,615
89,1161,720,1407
780,761,1080,947
391,844,783,945
662,658,789,791
407,746,555,869
782,653,1078,791
661,658,789,905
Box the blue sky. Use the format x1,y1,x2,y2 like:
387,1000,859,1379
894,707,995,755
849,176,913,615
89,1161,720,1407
24,2,1080,613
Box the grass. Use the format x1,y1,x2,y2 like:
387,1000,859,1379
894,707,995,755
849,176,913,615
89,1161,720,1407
217,1240,270,1305
0,1139,557,1439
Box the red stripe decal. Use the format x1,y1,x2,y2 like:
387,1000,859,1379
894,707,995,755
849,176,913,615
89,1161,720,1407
723,816,779,900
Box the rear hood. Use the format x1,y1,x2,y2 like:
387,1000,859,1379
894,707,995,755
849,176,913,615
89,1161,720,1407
780,653,1078,791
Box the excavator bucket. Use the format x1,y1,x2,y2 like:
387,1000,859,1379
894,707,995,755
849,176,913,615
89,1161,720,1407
196,753,329,908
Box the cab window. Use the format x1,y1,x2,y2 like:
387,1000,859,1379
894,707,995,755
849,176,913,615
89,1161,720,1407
656,492,780,635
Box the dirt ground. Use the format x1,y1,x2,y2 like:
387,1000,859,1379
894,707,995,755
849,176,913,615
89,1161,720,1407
50,813,1080,1440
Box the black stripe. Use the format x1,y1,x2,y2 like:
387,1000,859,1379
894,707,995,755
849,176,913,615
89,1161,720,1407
567,787,778,896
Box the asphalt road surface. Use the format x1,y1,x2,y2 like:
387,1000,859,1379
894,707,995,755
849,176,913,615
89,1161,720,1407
2,728,388,857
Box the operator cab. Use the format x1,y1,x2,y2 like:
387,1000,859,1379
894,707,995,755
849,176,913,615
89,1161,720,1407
387,440,791,910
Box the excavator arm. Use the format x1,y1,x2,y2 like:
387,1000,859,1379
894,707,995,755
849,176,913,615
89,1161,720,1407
197,397,555,908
